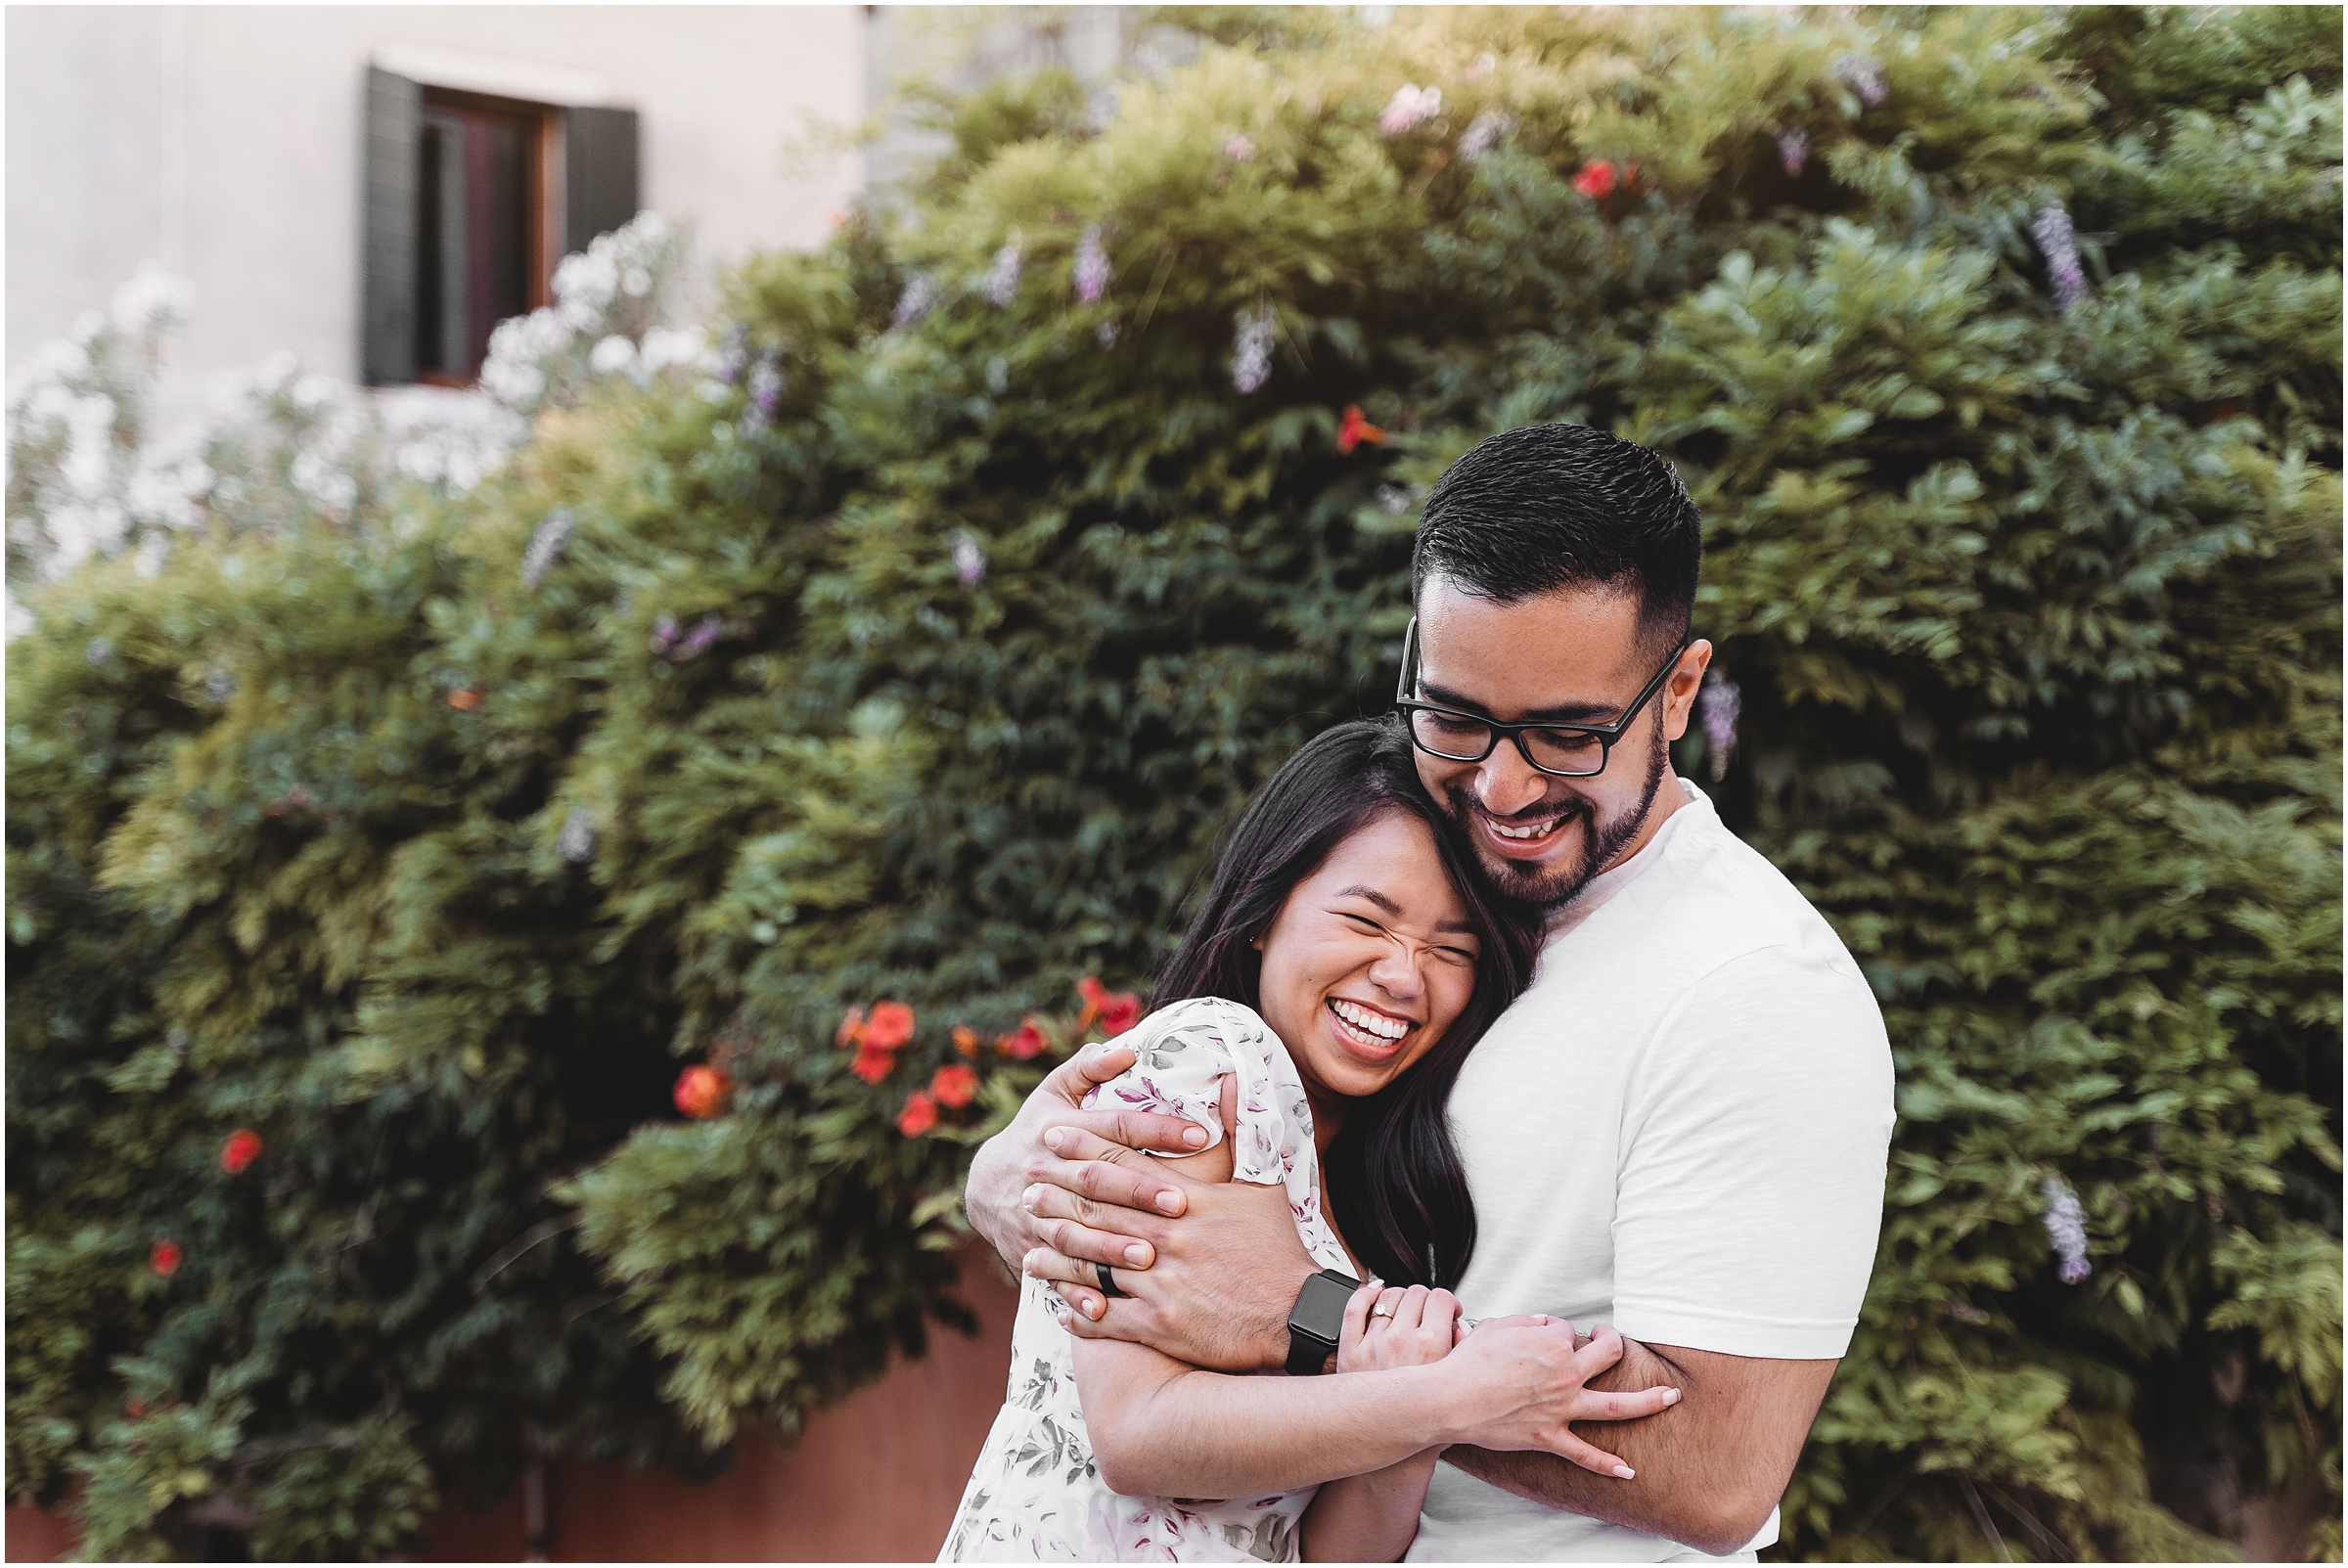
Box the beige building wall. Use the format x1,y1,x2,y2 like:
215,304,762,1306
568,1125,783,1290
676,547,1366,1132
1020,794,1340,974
5,6,868,419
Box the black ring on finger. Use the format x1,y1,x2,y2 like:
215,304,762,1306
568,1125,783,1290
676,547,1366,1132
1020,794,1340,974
1095,1260,1124,1298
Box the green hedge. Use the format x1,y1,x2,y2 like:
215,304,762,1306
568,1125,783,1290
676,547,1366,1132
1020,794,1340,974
8,7,2339,1559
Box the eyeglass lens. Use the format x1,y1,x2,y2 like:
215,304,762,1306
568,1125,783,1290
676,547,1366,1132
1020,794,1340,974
1405,709,1606,776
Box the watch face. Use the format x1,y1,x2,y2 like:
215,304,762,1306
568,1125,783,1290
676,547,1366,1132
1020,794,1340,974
1293,1270,1357,1341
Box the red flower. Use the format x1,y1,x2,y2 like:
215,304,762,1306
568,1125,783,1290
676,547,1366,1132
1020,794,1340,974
219,1129,263,1175
1000,1019,1049,1060
150,1238,181,1277
1098,992,1144,1037
850,1043,896,1084
864,1001,916,1052
1336,405,1387,454
951,1025,981,1059
897,1091,939,1138
1572,158,1617,198
673,1064,732,1118
930,1063,980,1109
1077,975,1108,1029
835,1006,866,1049
447,687,484,712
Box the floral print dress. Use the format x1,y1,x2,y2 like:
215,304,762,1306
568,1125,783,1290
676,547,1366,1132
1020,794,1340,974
941,996,1354,1562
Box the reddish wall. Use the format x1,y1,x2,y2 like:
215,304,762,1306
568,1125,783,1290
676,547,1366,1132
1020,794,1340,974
7,1245,1023,1564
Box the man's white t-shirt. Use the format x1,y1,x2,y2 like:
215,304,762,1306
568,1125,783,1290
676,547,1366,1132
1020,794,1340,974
1407,780,1895,1562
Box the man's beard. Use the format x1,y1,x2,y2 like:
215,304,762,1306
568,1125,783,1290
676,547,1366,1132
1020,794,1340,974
1446,720,1670,915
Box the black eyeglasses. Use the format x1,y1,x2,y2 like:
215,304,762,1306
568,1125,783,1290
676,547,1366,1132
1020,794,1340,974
1393,617,1690,780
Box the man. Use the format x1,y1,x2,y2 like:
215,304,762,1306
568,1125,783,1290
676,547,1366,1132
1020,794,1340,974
964,424,1895,1560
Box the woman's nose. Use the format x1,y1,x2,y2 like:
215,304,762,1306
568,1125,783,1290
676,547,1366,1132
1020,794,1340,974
1369,940,1425,1000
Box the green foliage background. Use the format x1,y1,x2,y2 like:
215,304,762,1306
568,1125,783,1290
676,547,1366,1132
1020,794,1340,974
8,6,2339,1559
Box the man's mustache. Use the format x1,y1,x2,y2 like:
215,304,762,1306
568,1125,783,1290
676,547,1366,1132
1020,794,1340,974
1446,788,1594,828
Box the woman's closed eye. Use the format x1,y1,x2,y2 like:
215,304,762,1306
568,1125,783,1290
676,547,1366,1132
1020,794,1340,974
1335,909,1479,966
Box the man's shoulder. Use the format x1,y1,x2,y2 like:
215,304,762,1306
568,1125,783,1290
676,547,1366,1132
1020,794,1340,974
1595,802,1866,987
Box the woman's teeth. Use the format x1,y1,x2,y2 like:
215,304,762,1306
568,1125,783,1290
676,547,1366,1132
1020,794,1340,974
1330,999,1409,1044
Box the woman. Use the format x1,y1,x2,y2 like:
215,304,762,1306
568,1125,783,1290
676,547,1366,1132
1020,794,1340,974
942,718,1677,1562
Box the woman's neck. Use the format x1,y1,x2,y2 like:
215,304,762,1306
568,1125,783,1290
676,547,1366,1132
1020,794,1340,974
1301,1079,1346,1155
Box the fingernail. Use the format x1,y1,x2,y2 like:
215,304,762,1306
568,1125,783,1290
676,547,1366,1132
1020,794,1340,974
1044,1127,1069,1151
1084,1297,1104,1321
1182,1126,1207,1147
1666,1388,1683,1405
1614,1466,1635,1480
1124,1244,1149,1267
1155,1190,1182,1214
1021,1185,1043,1210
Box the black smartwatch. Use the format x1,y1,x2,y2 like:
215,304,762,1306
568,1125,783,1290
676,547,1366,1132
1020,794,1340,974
1285,1268,1360,1375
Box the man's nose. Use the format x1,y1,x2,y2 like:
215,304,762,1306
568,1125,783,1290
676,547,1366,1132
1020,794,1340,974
1472,739,1550,817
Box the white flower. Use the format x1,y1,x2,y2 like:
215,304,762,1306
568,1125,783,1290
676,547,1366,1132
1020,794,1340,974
1378,84,1441,136
558,808,598,865
109,261,193,336
589,335,638,376
639,326,712,374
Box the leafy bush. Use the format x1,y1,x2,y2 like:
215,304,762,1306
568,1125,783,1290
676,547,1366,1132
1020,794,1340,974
8,6,2338,1559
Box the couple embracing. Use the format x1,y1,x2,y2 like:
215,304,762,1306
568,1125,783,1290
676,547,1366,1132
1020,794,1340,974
942,424,1895,1562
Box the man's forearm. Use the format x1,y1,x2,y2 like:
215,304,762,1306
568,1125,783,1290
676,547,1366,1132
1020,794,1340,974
963,1132,1031,1273
1441,1337,1829,1557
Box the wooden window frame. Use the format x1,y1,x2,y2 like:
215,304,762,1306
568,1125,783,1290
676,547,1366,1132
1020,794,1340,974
412,85,561,388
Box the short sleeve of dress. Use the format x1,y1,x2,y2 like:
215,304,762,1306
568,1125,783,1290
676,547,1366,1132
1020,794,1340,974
1078,996,1317,1189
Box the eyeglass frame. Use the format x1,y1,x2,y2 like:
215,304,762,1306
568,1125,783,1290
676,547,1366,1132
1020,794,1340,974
1391,616,1693,780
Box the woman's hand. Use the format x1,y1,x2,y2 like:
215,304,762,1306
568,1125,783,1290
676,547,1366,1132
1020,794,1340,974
1336,1280,1463,1373
1436,1317,1681,1480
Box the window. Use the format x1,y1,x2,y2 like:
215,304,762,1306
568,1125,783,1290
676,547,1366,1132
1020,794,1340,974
361,63,639,386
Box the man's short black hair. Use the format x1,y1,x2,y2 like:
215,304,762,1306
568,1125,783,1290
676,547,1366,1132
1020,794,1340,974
1411,423,1702,652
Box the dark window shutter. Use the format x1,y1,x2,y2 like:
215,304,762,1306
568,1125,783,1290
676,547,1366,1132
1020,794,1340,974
360,67,422,384
564,107,640,258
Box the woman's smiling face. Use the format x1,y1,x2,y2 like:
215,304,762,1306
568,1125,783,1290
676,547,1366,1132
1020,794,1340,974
1252,810,1482,1123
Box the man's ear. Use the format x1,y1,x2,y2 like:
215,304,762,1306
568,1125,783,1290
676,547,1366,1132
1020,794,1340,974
1660,638,1713,742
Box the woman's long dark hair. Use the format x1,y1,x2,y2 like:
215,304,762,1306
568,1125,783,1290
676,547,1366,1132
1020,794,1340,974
1150,715,1539,1290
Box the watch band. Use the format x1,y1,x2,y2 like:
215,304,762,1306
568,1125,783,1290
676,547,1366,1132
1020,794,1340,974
1285,1267,1359,1375
1285,1324,1335,1376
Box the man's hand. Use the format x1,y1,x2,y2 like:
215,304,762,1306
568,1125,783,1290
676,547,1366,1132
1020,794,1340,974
963,1044,1206,1276
1023,1148,1318,1372
1442,1338,1837,1556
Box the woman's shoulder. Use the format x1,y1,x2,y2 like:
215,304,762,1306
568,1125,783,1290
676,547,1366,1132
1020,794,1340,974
1081,996,1284,1149
1133,994,1273,1052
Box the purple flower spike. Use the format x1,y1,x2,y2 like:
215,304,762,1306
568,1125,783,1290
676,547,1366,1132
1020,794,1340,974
1700,670,1742,782
951,530,987,587
1777,128,1809,177
1230,305,1276,395
649,613,678,655
678,612,723,660
2041,1175,2091,1284
1831,53,1888,108
521,509,577,588
1074,225,1111,305
1459,110,1513,161
717,324,750,384
982,235,1024,307
558,808,597,865
2030,202,2089,312
748,355,785,413
890,273,938,330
